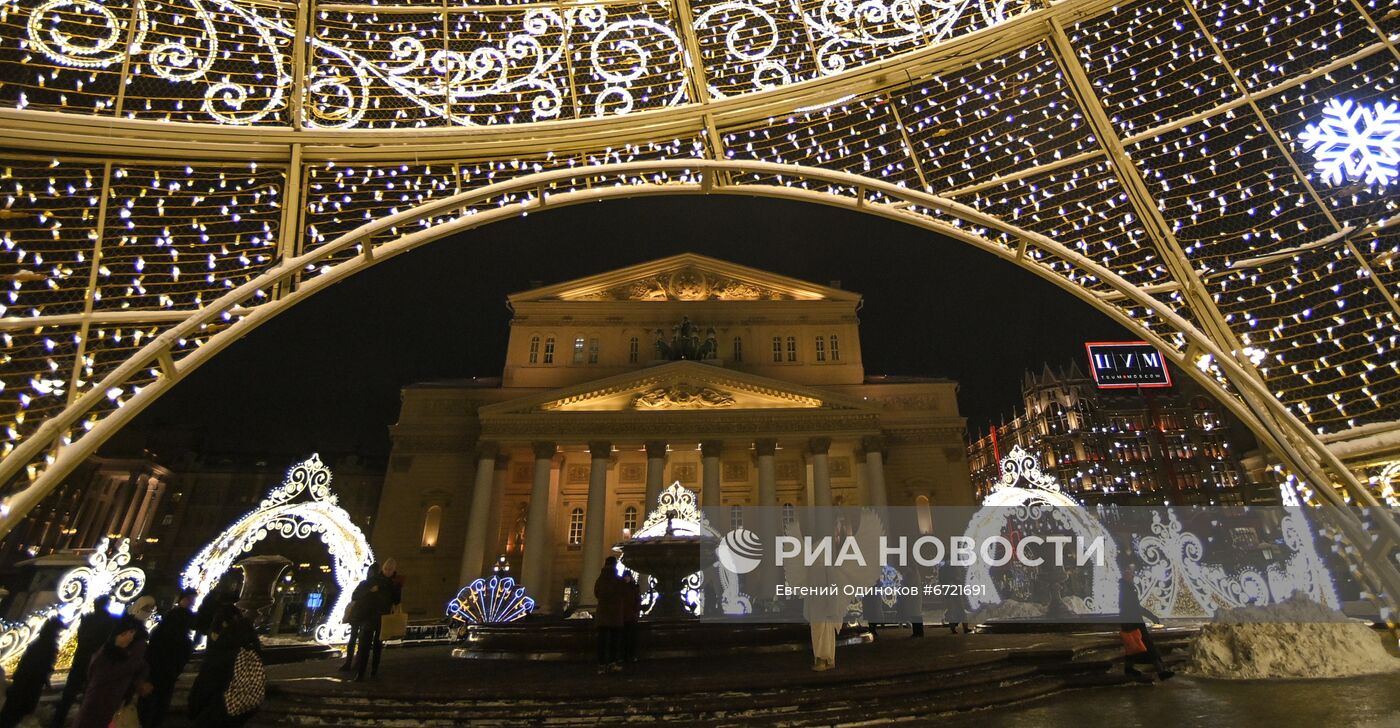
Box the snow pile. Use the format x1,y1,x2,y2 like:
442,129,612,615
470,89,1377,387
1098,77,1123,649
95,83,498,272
968,599,1044,623
1187,594,1400,679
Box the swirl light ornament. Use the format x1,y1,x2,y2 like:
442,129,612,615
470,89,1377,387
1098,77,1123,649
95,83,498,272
446,575,535,625
0,0,1398,623
0,537,145,670
180,454,373,645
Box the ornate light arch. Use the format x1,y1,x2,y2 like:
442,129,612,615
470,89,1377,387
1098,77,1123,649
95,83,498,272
0,0,1397,618
181,454,373,644
964,445,1121,613
0,537,145,670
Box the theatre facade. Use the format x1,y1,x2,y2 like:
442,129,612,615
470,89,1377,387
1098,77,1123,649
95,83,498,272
372,254,975,618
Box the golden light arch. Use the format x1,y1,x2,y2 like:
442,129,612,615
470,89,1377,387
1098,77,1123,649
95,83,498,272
0,0,1397,614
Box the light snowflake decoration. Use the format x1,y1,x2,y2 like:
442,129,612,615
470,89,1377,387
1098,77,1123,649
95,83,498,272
1297,98,1400,187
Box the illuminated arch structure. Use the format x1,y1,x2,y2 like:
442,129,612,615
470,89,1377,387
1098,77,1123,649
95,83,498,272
181,453,373,644
0,0,1398,616
964,445,1121,614
0,537,144,670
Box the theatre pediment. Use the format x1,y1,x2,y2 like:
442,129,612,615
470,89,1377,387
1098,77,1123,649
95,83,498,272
507,253,859,303
479,362,869,416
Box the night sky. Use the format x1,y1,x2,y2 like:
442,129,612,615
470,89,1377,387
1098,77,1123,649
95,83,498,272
126,195,1137,458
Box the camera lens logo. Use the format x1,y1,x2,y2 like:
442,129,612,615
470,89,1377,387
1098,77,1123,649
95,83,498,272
716,528,763,574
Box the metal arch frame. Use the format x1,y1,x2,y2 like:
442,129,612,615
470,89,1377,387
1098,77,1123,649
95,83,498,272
0,0,1396,613
0,0,1118,160
0,158,1395,612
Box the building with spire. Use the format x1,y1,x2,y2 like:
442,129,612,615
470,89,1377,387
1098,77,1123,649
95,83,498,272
966,360,1256,505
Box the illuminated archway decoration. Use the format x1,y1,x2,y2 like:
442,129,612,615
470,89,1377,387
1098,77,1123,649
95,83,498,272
180,454,373,644
0,537,144,671
964,445,1120,614
1,0,1398,620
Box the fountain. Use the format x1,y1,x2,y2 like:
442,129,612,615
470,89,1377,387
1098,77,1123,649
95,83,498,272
454,482,824,660
616,511,718,619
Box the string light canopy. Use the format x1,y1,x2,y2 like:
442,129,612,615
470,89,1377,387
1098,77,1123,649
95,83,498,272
0,0,1397,616
180,454,374,645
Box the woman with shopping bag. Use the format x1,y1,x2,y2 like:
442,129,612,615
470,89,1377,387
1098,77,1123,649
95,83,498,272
187,605,266,727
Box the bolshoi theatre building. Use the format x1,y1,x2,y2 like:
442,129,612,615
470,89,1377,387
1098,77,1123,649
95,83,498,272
372,254,975,618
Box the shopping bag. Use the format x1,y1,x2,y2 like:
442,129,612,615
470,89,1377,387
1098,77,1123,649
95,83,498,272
109,701,140,728
224,646,267,716
1120,627,1147,656
381,607,408,640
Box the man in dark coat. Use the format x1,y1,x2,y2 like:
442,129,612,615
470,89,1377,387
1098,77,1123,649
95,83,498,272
51,595,120,728
0,617,63,728
593,558,625,673
351,561,402,681
138,589,199,727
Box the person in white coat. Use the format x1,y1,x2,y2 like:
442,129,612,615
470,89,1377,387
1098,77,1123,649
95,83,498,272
785,511,884,671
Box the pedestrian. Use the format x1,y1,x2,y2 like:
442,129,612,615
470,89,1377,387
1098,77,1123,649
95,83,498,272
195,574,242,642
897,561,924,638
50,595,120,728
0,616,64,728
73,616,150,728
349,561,401,681
186,606,265,727
940,564,970,635
1118,564,1173,680
128,596,157,626
593,557,624,673
138,589,198,728
860,576,887,640
620,572,641,663
338,621,360,673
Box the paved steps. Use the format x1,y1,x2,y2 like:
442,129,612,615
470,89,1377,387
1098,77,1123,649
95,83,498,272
249,639,1146,726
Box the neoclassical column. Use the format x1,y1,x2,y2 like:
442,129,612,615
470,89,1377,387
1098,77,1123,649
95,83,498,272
520,441,556,597
578,441,613,607
808,437,833,536
644,440,668,508
132,478,166,541
754,439,780,595
459,441,499,587
754,439,778,509
701,440,723,510
116,474,148,538
862,435,889,508
808,438,833,507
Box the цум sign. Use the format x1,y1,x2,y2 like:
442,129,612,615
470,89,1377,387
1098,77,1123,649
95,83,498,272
1085,342,1172,389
